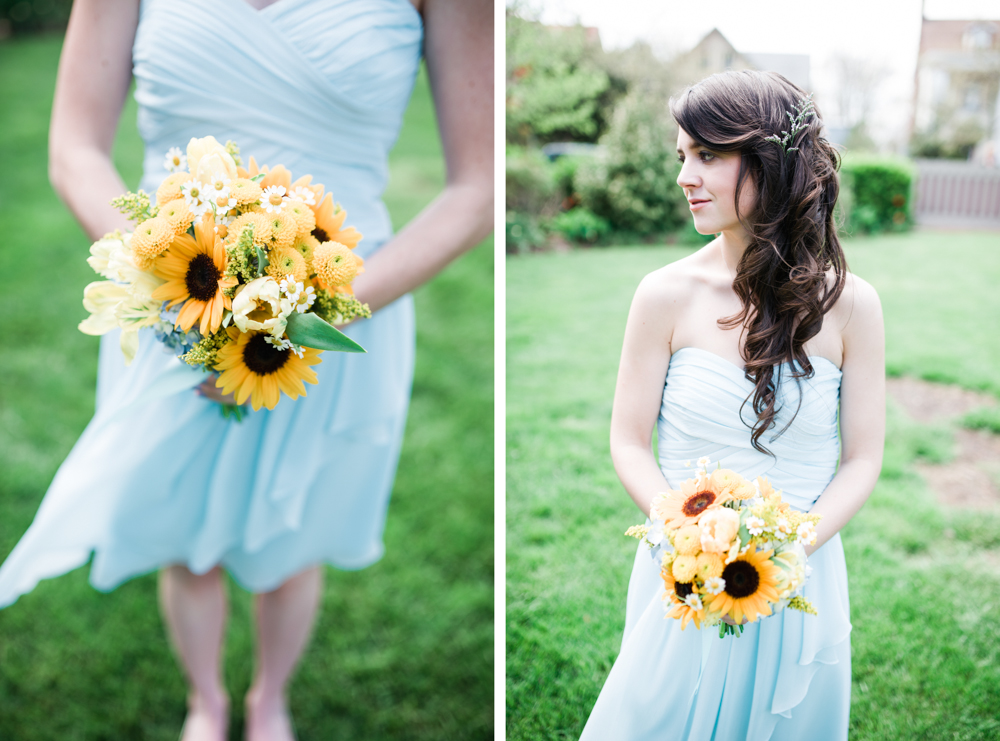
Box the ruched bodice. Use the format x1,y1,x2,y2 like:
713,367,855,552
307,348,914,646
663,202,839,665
581,347,852,741
0,0,424,608
658,347,841,511
133,0,423,254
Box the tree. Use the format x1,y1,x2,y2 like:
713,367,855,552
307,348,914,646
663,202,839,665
505,10,610,145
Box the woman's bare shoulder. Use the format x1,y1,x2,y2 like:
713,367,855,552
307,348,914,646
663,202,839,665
634,245,716,309
828,271,882,332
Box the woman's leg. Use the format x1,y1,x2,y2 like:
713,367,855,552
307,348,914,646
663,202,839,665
245,565,324,741
158,565,230,741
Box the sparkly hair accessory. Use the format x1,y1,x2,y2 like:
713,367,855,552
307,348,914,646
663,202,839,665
764,93,816,156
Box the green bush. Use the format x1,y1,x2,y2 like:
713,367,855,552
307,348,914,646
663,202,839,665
506,211,547,254
549,207,611,244
505,146,558,215
0,0,71,34
839,156,914,235
550,155,584,205
505,13,610,145
576,93,688,236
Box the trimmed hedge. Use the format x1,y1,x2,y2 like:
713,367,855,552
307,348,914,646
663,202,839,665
839,156,915,235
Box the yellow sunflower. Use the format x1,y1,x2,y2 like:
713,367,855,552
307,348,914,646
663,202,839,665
703,545,782,624
152,218,237,334
214,327,322,411
660,565,705,630
238,157,292,191
311,193,362,249
652,473,731,529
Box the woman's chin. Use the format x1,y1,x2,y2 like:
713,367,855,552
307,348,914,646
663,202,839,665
690,220,718,236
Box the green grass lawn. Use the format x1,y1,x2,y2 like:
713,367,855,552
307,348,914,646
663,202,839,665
507,232,1000,740
0,35,493,740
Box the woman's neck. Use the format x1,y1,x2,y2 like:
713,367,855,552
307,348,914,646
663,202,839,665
717,226,751,279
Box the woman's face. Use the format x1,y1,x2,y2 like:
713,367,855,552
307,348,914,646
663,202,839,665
676,127,755,237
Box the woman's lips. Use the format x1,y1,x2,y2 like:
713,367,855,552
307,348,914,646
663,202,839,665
688,199,710,211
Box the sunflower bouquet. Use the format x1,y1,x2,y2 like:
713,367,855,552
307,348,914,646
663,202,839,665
626,459,822,637
79,136,371,414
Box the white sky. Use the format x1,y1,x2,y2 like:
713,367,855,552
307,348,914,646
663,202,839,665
511,0,1000,151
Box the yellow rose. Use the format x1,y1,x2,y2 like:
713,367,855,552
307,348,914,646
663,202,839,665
699,507,741,554
231,276,292,337
186,136,238,182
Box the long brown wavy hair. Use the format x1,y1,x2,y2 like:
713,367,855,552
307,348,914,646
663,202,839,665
670,70,847,454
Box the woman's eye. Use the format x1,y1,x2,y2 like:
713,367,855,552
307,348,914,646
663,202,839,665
699,151,715,162
676,155,685,164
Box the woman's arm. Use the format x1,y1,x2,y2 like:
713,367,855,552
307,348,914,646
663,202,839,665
610,272,686,518
349,0,493,314
49,0,139,241
806,275,886,554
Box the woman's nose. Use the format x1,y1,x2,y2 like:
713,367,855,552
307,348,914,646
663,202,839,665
676,160,700,190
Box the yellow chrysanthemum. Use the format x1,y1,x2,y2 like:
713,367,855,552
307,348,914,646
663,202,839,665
228,211,273,247
228,177,262,206
652,473,732,530
311,193,362,249
291,233,319,271
672,554,697,583
285,199,316,237
673,525,702,556
313,241,364,290
265,247,307,283
214,327,322,411
696,552,724,580
156,171,189,206
265,212,297,251
131,216,175,269
712,469,757,500
704,545,783,624
151,219,237,334
157,199,194,235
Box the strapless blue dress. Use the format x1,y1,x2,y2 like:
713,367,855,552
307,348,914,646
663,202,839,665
0,0,423,606
580,347,851,741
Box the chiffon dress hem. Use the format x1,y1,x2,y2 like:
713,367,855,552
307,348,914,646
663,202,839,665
0,0,423,607
580,347,851,741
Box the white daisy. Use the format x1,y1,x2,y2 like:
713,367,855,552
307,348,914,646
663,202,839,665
279,275,304,302
288,185,316,205
181,180,211,216
261,185,288,213
697,456,711,468
163,147,186,173
264,335,292,352
705,576,726,595
206,173,232,199
796,521,817,546
292,286,316,313
682,593,704,611
746,515,766,537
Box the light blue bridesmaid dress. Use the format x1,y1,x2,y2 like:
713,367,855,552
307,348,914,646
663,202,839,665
0,0,423,606
580,347,851,741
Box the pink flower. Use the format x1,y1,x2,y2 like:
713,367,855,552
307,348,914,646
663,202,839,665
699,507,741,554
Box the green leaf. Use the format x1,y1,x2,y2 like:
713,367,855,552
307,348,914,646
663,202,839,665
255,245,269,277
250,173,266,182
286,311,366,354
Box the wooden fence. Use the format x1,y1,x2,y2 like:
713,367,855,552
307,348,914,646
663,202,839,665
913,159,1000,228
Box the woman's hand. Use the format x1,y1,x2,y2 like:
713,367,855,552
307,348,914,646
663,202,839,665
196,375,238,406
721,614,749,627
